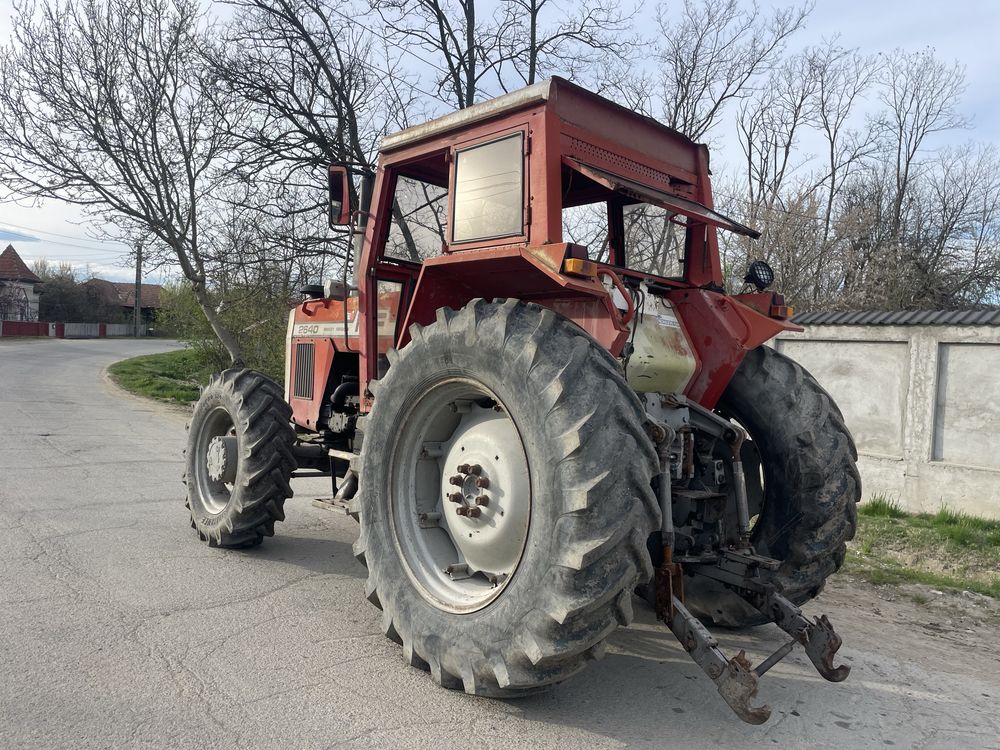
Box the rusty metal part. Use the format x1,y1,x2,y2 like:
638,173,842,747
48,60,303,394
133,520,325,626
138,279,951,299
667,595,771,724
802,615,851,682
655,548,685,623
448,492,463,504
755,591,851,682
475,476,490,489
466,506,482,518
689,549,851,684
456,506,469,516
474,495,489,506
448,475,464,486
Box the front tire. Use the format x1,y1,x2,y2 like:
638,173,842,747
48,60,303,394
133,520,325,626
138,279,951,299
352,299,659,695
185,368,296,548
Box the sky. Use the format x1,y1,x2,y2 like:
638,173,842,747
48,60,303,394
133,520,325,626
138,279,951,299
0,0,997,283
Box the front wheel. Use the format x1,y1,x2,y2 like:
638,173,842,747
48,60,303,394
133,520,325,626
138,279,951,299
352,299,659,695
185,368,296,548
684,346,861,626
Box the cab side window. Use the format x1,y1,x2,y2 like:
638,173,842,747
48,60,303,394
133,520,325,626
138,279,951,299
452,133,524,243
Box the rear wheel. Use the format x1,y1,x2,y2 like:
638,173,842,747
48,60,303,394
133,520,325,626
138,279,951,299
684,346,861,626
185,369,296,548
352,299,659,695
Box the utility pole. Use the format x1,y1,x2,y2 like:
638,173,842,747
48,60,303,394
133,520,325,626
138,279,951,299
133,241,142,337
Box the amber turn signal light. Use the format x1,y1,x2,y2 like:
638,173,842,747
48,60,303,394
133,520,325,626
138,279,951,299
562,257,598,279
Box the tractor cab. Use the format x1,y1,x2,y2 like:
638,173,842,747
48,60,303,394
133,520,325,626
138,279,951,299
291,77,795,433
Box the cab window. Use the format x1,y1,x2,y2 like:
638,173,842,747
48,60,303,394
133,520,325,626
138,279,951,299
452,133,524,243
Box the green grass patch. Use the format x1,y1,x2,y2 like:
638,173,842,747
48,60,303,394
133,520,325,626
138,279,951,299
108,348,213,403
843,494,1000,599
844,551,1000,599
859,493,907,518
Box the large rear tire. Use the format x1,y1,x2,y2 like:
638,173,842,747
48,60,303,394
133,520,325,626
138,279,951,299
351,299,659,695
684,346,861,627
185,368,296,548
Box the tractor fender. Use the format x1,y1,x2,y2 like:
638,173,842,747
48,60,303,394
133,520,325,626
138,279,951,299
668,288,801,408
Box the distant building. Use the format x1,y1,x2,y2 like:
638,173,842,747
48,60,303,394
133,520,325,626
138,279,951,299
0,245,42,321
82,278,163,322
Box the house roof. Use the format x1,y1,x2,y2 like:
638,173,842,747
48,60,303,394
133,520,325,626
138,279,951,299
793,309,1000,326
83,278,162,308
0,245,42,283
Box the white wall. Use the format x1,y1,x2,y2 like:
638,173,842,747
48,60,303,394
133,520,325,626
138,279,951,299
776,324,1000,519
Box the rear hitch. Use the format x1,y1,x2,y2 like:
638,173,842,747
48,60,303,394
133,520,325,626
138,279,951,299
659,548,851,723
667,594,771,724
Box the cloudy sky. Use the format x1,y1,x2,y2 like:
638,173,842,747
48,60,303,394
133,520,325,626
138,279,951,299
0,0,997,282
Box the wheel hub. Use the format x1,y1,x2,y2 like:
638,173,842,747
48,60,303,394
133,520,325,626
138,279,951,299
438,406,530,582
206,435,237,484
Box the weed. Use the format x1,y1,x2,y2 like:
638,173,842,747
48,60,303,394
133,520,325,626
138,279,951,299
859,494,907,518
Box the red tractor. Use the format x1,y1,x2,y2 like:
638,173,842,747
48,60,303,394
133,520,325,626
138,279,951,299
184,78,859,723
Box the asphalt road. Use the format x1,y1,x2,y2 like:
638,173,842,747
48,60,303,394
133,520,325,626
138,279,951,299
1,338,998,749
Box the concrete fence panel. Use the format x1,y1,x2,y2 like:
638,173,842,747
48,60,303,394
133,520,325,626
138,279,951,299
777,323,1000,519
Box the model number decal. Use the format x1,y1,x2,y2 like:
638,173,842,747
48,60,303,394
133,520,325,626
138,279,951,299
293,322,344,337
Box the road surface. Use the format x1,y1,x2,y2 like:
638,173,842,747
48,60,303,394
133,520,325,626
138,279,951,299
1,338,997,749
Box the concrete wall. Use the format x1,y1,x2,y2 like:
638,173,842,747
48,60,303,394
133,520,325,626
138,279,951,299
775,324,1000,519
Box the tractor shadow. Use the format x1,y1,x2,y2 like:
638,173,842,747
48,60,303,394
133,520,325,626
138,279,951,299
240,532,365,579
505,601,857,742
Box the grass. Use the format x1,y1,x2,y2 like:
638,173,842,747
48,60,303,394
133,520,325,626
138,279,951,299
108,348,212,403
844,494,1000,599
859,493,908,518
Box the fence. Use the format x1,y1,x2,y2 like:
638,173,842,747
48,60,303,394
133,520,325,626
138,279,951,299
1,321,146,338
776,313,1000,519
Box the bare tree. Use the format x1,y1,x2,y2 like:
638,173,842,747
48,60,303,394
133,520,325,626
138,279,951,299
0,0,247,362
374,0,484,108
491,0,638,89
880,47,968,238
653,0,811,141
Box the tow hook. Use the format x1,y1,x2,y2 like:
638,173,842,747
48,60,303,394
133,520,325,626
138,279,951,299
661,547,850,723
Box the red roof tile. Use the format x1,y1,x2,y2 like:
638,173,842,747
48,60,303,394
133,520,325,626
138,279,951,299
83,278,162,308
0,245,42,283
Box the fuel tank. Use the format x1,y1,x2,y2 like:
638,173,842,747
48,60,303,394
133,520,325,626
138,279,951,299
625,294,697,394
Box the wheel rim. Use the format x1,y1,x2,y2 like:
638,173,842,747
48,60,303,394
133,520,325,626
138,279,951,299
193,405,239,514
389,378,531,614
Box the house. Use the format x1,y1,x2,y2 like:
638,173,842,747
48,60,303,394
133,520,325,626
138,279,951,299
82,278,163,322
0,245,42,321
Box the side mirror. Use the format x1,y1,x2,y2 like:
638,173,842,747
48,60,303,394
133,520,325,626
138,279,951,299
328,165,352,227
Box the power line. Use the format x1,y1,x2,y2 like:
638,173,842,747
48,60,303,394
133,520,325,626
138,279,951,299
0,219,125,246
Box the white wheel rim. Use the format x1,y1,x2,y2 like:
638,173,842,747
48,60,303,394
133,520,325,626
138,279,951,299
388,378,531,613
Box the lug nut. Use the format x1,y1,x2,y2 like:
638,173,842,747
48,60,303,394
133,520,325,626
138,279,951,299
466,507,482,518
457,463,470,474
456,506,469,516
448,475,464,487
475,477,489,489
448,492,463,504
474,495,489,507
467,464,481,475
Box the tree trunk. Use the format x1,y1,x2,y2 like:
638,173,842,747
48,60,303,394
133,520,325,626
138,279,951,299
190,279,245,367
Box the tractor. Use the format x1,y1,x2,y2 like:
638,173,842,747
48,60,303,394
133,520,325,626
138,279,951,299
184,77,859,724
